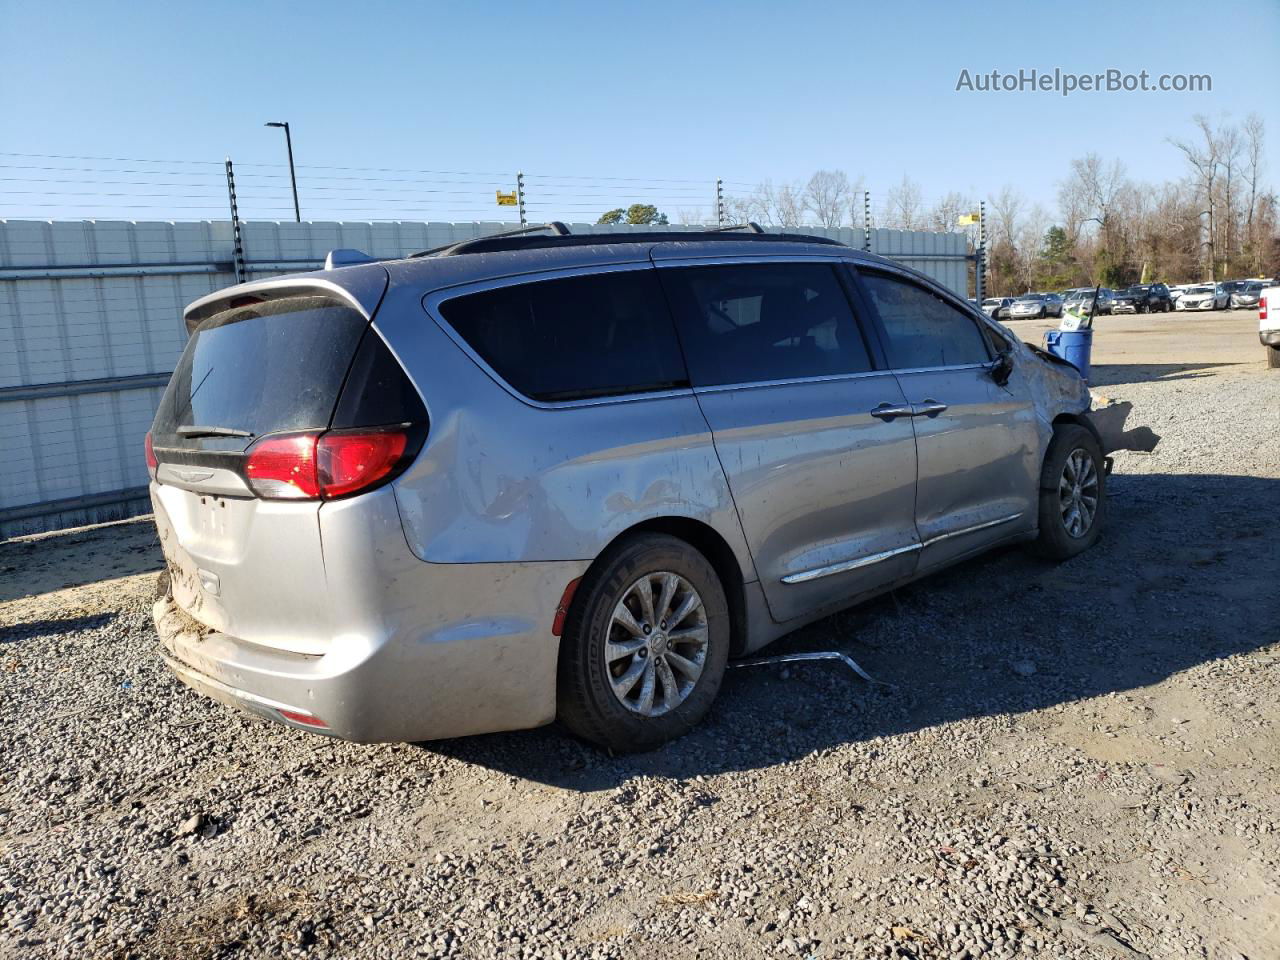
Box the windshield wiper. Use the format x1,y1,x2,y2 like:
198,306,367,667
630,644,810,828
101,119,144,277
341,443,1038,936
176,425,254,439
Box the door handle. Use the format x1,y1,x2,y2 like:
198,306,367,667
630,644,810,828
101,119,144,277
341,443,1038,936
871,402,914,421
910,399,949,418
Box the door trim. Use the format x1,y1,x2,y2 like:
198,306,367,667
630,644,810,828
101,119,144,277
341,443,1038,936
781,512,1023,584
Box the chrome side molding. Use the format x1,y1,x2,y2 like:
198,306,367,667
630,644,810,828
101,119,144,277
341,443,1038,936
781,512,1024,585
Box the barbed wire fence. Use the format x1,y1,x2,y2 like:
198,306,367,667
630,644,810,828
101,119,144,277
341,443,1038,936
0,151,982,243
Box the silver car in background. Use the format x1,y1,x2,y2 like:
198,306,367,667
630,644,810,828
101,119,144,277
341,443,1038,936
1231,281,1264,310
148,227,1107,752
1009,293,1064,319
1176,284,1229,311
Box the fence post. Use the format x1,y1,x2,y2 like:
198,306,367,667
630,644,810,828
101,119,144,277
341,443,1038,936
517,172,527,227
862,191,872,252
224,157,246,284
976,200,987,302
716,179,725,226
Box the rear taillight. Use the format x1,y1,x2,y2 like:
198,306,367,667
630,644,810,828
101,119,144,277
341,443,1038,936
243,427,415,501
1261,296,1268,320
244,434,321,499
145,431,158,478
317,429,408,498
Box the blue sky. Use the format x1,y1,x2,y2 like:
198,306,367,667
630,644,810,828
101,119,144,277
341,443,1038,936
3,0,1278,223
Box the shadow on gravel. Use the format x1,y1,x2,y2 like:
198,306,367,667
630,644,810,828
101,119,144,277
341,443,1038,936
1088,361,1246,387
422,472,1280,789
0,611,118,643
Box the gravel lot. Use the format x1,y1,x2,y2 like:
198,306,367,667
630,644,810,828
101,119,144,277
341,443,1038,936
3,310,1277,960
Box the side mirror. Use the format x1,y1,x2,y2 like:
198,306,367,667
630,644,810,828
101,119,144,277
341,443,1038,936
989,349,1014,386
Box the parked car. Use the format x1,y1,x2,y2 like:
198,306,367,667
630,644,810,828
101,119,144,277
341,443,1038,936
1175,284,1230,311
1009,293,1064,319
1231,281,1264,310
1260,282,1280,368
1111,283,1173,314
147,226,1106,751
1062,287,1114,317
981,296,1014,319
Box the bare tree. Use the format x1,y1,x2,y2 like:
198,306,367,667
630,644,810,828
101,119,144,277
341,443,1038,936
1170,115,1225,280
803,170,853,228
884,175,923,230
926,192,973,233
989,185,1023,246
1243,114,1266,273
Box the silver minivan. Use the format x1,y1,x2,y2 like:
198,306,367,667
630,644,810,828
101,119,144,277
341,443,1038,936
148,227,1107,751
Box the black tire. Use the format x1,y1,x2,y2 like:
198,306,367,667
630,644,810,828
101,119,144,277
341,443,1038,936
1032,424,1106,561
557,533,730,752
1267,345,1280,369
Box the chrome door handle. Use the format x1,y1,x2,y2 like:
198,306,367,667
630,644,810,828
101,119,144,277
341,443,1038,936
871,402,914,421
910,399,948,418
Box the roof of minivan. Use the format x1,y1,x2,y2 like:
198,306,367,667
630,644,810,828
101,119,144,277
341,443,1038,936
376,235,899,294
185,233,967,330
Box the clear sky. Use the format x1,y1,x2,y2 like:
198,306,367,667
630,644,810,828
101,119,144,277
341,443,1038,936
3,0,1278,224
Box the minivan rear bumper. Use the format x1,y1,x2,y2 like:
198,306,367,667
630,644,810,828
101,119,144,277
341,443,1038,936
152,483,589,742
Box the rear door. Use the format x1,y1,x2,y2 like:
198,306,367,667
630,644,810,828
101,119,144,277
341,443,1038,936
852,266,1041,572
656,257,920,623
149,283,394,653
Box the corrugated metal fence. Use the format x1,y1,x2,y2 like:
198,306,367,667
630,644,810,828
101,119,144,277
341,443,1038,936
0,219,970,538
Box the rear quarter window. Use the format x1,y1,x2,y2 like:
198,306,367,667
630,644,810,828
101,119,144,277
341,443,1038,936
437,269,688,402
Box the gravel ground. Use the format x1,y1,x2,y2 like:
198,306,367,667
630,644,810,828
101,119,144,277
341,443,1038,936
3,313,1278,960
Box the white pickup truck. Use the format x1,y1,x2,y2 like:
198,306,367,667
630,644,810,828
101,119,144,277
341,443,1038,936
1262,281,1280,368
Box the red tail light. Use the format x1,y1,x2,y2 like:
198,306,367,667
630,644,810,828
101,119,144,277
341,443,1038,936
318,429,408,498
243,428,413,500
244,434,321,499
1261,296,1268,321
145,431,158,477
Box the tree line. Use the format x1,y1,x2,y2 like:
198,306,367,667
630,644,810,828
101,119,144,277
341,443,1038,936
599,115,1277,294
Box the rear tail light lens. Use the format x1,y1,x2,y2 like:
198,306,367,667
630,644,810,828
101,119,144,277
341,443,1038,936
1261,296,1268,320
243,427,415,501
244,434,321,499
145,431,158,477
317,429,408,498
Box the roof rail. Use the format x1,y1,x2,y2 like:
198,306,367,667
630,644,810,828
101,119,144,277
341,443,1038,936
409,221,571,259
709,222,765,234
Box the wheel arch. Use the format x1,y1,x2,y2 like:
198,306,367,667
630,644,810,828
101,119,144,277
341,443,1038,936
582,517,751,657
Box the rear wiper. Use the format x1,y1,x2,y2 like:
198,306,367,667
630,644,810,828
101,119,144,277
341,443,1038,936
176,425,254,439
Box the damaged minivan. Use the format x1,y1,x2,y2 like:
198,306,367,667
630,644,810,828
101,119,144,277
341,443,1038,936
148,226,1106,751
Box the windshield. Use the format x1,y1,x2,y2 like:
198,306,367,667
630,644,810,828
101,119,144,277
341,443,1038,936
1016,294,1042,301
982,299,1000,306
1126,285,1150,294
1244,282,1263,292
1188,286,1212,294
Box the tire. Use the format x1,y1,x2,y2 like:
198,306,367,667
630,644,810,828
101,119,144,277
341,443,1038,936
1032,425,1106,561
1267,345,1280,369
557,533,730,752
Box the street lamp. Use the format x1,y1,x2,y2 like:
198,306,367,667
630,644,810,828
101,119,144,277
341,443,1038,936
264,121,300,222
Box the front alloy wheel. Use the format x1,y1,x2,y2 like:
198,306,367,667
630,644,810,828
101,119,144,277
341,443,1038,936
1032,423,1106,561
1058,448,1099,538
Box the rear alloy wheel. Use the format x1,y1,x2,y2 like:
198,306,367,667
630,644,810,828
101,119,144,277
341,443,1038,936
1032,424,1106,560
557,534,729,752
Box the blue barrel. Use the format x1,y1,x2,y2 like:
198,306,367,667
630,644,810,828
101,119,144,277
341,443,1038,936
1044,328,1094,381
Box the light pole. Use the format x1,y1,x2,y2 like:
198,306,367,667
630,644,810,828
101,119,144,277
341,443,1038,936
264,121,300,222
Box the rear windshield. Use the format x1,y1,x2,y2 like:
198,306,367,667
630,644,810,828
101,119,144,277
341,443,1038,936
153,295,367,447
